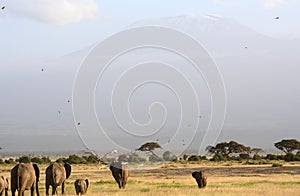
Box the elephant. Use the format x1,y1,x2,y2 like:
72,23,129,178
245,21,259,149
192,170,207,188
45,163,71,195
0,176,9,196
74,179,89,195
10,163,40,196
109,161,129,189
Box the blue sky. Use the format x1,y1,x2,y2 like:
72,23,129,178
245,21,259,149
0,0,299,63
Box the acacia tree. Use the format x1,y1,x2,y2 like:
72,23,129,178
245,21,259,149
274,139,300,154
251,148,264,155
137,142,161,157
206,141,251,158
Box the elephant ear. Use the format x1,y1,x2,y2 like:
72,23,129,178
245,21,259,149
64,163,71,179
33,164,40,182
85,179,89,188
192,172,198,179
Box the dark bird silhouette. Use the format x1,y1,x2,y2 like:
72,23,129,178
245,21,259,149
78,122,81,126
67,100,70,103
275,16,279,19
1,6,5,10
41,68,44,72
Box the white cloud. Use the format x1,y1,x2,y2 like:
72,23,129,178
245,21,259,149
6,0,99,25
264,0,287,9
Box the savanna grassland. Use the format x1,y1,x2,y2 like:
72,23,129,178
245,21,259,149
1,161,300,196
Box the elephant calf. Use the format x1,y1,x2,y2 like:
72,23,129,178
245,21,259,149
110,161,129,189
192,170,207,188
0,176,9,196
74,179,89,195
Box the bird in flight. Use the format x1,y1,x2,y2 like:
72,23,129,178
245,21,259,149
275,16,279,19
1,6,5,10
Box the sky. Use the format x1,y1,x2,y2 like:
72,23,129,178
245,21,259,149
1,0,300,63
0,0,300,154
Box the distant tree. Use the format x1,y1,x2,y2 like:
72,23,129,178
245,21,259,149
86,155,100,163
30,156,51,164
163,151,177,161
17,156,31,163
251,148,264,155
274,139,300,154
137,142,161,157
206,141,251,158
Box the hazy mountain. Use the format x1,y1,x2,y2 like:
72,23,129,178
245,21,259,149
1,15,299,154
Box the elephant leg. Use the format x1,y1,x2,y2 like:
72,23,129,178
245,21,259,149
51,185,57,195
45,185,49,195
62,182,65,195
11,188,16,196
18,189,23,196
31,186,35,196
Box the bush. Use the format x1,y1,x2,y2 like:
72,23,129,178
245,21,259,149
31,156,51,164
17,156,31,163
284,153,294,162
239,153,250,160
0,159,4,164
265,154,278,160
253,154,261,160
66,155,87,164
5,158,15,164
188,155,201,162
283,153,300,162
183,154,189,161
86,155,100,163
211,154,226,162
272,163,283,167
56,157,67,163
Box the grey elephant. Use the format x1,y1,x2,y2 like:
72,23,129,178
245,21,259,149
45,163,71,195
10,163,40,196
74,179,89,195
109,161,129,189
0,176,9,196
192,170,207,188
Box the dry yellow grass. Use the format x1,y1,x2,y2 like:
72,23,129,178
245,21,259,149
1,163,300,196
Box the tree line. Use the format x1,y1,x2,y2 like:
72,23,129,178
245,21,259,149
1,139,300,164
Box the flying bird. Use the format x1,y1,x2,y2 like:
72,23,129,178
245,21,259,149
77,122,81,126
275,16,279,19
67,100,70,103
41,68,44,72
1,6,5,10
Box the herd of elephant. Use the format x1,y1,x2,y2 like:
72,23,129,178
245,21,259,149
0,160,207,196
